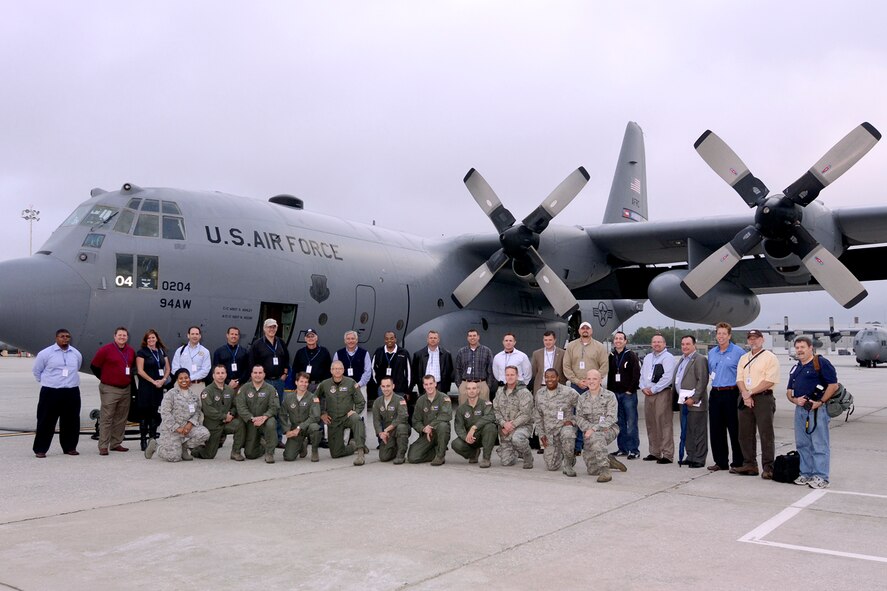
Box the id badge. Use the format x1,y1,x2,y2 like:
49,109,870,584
191,364,197,372
709,371,716,381
557,410,564,421
347,368,354,377
579,361,586,370
386,367,392,376
615,374,621,382
466,367,472,375
125,367,130,376
745,376,752,387
273,357,279,366
188,404,195,413
599,416,606,424
230,362,238,372
62,368,69,377
158,369,164,377
306,364,312,373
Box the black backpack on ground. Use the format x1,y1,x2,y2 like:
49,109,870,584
772,451,801,483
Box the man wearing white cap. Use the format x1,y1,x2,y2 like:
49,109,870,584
563,321,610,454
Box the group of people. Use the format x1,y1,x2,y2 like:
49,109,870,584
31,319,839,487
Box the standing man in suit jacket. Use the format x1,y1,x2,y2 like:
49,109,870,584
530,331,565,393
411,330,454,418
673,335,709,468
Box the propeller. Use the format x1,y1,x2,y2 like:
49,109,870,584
681,123,880,308
452,167,589,317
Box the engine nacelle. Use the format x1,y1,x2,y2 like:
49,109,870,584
648,270,760,326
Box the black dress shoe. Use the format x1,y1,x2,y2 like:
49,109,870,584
656,458,673,464
642,454,659,461
687,461,704,468
35,452,47,458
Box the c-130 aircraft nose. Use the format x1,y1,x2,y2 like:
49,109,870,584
0,256,91,354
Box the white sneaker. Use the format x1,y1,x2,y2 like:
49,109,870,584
793,475,812,486
808,476,830,489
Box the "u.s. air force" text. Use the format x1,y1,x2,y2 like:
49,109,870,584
204,226,343,261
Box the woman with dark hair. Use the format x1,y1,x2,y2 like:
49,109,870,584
135,329,170,450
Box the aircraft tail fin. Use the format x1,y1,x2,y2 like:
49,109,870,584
602,122,648,224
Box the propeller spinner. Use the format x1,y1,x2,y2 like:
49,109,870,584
452,167,589,318
681,123,880,308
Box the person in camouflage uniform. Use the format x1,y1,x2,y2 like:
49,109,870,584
280,372,322,462
576,369,623,482
145,368,209,462
192,365,246,461
408,375,452,465
452,381,497,468
534,368,579,476
318,361,367,466
236,365,280,463
372,376,409,464
493,365,534,469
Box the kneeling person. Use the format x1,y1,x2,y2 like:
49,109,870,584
192,364,246,461
318,361,367,465
145,369,210,462
576,369,621,482
236,365,280,463
281,372,323,462
452,381,497,468
534,369,579,476
408,375,452,465
493,365,534,469
372,376,409,464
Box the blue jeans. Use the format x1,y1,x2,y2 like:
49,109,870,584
794,405,830,479
615,391,640,454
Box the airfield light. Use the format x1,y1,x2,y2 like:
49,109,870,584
21,207,40,256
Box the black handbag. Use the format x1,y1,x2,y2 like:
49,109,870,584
772,450,801,483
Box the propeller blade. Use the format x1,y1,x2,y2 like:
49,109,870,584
790,226,867,308
680,225,763,298
451,249,509,309
694,130,769,207
525,247,579,318
522,167,590,234
463,169,516,234
784,122,881,206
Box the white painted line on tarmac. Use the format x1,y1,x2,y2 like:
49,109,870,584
739,489,887,563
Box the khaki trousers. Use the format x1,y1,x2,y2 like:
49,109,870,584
644,387,674,461
98,383,131,450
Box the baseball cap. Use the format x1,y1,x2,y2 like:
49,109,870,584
746,329,764,338
579,321,592,330
305,328,317,336
263,319,278,328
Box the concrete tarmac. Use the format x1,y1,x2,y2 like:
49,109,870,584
1,354,886,590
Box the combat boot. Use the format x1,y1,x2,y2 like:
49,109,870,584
608,453,627,472
562,456,576,477
469,447,480,464
264,451,275,464
353,447,365,466
522,451,534,469
139,420,149,451
479,457,491,469
310,447,319,462
144,438,157,460
597,468,612,483
430,455,445,466
181,446,193,461
299,441,308,459
230,450,245,461
393,436,407,465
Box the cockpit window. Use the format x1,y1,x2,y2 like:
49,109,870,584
80,205,118,226
162,201,181,215
133,213,159,237
141,199,160,212
113,209,136,234
82,233,105,248
162,216,186,240
127,198,142,210
61,204,92,227
116,253,158,289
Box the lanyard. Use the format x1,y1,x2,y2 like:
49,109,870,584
265,339,278,355
385,349,396,366
615,349,627,368
304,347,320,364
228,344,240,359
116,346,130,367
150,348,162,368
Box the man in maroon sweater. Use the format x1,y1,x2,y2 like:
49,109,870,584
90,327,137,455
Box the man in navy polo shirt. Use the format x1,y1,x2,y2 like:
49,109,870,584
786,336,838,489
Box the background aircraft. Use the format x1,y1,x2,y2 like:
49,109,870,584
1,122,886,366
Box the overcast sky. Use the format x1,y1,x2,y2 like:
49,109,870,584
2,1,886,331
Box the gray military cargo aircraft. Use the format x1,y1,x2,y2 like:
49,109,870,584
0,121,885,365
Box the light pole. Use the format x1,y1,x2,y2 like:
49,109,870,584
21,207,40,256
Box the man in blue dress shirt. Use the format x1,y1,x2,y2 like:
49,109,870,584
32,328,83,457
706,322,745,471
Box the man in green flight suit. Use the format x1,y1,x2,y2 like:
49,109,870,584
280,372,323,462
408,374,452,465
236,364,280,463
372,376,409,464
192,364,246,461
317,360,367,466
452,380,497,468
